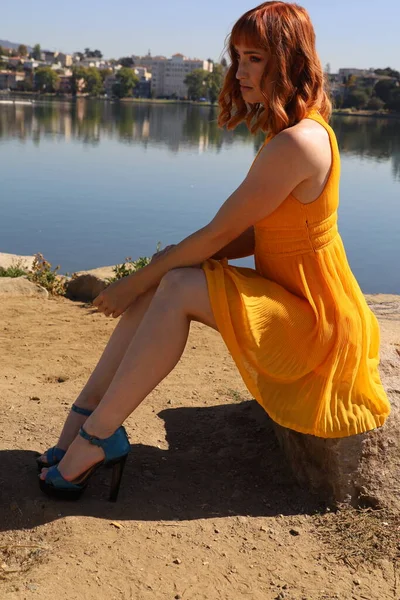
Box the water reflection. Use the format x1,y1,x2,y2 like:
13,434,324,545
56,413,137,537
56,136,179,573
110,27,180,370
332,116,400,181
0,100,263,155
1,100,398,179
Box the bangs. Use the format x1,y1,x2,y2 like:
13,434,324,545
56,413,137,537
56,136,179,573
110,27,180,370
229,13,269,54
219,1,332,135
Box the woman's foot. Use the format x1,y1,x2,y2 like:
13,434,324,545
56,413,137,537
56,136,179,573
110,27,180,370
39,425,131,501
40,432,104,481
38,402,96,467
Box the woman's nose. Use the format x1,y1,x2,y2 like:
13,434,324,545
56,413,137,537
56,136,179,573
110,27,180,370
236,62,247,80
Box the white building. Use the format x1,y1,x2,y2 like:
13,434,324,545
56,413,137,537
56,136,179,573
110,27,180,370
151,54,213,98
131,53,167,72
338,68,375,79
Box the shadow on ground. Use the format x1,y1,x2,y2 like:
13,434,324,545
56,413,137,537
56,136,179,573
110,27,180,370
0,400,325,532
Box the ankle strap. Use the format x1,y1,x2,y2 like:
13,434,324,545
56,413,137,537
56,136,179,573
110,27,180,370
79,426,103,447
72,404,93,417
78,425,130,464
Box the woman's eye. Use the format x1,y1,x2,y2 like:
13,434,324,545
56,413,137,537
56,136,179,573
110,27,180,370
250,56,261,63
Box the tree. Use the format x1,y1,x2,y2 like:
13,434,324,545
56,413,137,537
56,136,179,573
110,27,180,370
345,89,369,110
184,69,208,100
18,44,28,57
366,96,385,110
32,43,41,60
119,57,134,68
374,67,400,80
84,48,103,59
17,78,33,92
71,66,87,95
0,46,5,70
113,67,139,98
99,68,112,82
35,67,59,93
206,64,224,104
85,67,103,95
386,87,400,112
374,79,397,104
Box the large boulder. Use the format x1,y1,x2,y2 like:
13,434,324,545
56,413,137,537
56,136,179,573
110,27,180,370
0,276,48,298
272,294,400,510
65,274,108,302
76,266,115,281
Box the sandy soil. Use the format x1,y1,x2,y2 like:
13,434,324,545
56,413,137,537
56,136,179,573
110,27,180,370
0,295,399,600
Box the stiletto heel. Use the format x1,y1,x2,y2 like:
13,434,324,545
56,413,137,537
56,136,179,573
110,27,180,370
109,455,128,502
39,425,130,501
36,404,93,471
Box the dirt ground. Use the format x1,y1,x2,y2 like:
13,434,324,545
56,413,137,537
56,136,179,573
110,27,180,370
0,295,399,600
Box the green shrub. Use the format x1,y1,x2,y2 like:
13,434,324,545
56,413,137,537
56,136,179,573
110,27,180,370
107,243,161,283
27,253,67,296
0,262,28,278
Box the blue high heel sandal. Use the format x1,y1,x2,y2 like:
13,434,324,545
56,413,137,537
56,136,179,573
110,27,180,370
36,404,93,471
39,425,130,502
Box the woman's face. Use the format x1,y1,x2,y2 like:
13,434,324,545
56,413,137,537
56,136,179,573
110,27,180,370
234,43,269,104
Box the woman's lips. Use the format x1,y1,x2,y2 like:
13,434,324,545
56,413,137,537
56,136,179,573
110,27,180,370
240,85,253,90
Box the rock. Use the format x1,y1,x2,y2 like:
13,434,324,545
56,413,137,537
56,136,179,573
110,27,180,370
0,252,35,271
0,277,48,298
65,274,107,302
76,266,116,280
272,335,400,510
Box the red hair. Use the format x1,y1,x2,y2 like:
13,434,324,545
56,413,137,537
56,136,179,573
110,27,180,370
218,1,332,135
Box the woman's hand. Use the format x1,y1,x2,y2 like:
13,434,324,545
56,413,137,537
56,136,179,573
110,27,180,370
93,275,139,319
93,245,176,318
150,244,176,262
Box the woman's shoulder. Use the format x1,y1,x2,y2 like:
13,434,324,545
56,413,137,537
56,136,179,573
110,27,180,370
268,117,332,175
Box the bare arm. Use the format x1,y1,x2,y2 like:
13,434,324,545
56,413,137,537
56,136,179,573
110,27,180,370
94,129,315,316
211,226,255,260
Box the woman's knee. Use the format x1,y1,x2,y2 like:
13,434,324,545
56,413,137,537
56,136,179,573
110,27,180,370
121,285,158,320
158,268,190,296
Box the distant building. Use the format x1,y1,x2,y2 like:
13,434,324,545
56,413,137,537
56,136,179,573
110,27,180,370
7,57,22,68
337,68,378,82
23,59,41,70
151,54,213,98
104,68,152,98
58,75,72,93
0,70,25,90
131,53,167,72
79,58,109,69
42,51,59,64
57,53,73,67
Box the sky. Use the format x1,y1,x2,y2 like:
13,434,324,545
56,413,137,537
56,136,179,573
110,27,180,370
2,0,399,73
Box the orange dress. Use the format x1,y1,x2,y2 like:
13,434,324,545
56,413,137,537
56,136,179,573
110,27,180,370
202,110,390,438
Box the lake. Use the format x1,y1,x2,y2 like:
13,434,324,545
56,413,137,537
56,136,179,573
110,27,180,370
0,100,399,293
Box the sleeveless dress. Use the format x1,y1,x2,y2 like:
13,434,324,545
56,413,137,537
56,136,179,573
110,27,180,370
202,110,390,438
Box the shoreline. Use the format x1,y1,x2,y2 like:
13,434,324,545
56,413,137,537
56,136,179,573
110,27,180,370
1,92,400,119
1,253,399,297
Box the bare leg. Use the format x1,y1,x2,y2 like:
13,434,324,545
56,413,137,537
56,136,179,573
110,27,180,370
40,286,158,461
41,268,217,480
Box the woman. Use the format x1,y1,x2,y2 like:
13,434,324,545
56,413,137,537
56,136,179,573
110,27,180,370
38,1,390,500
